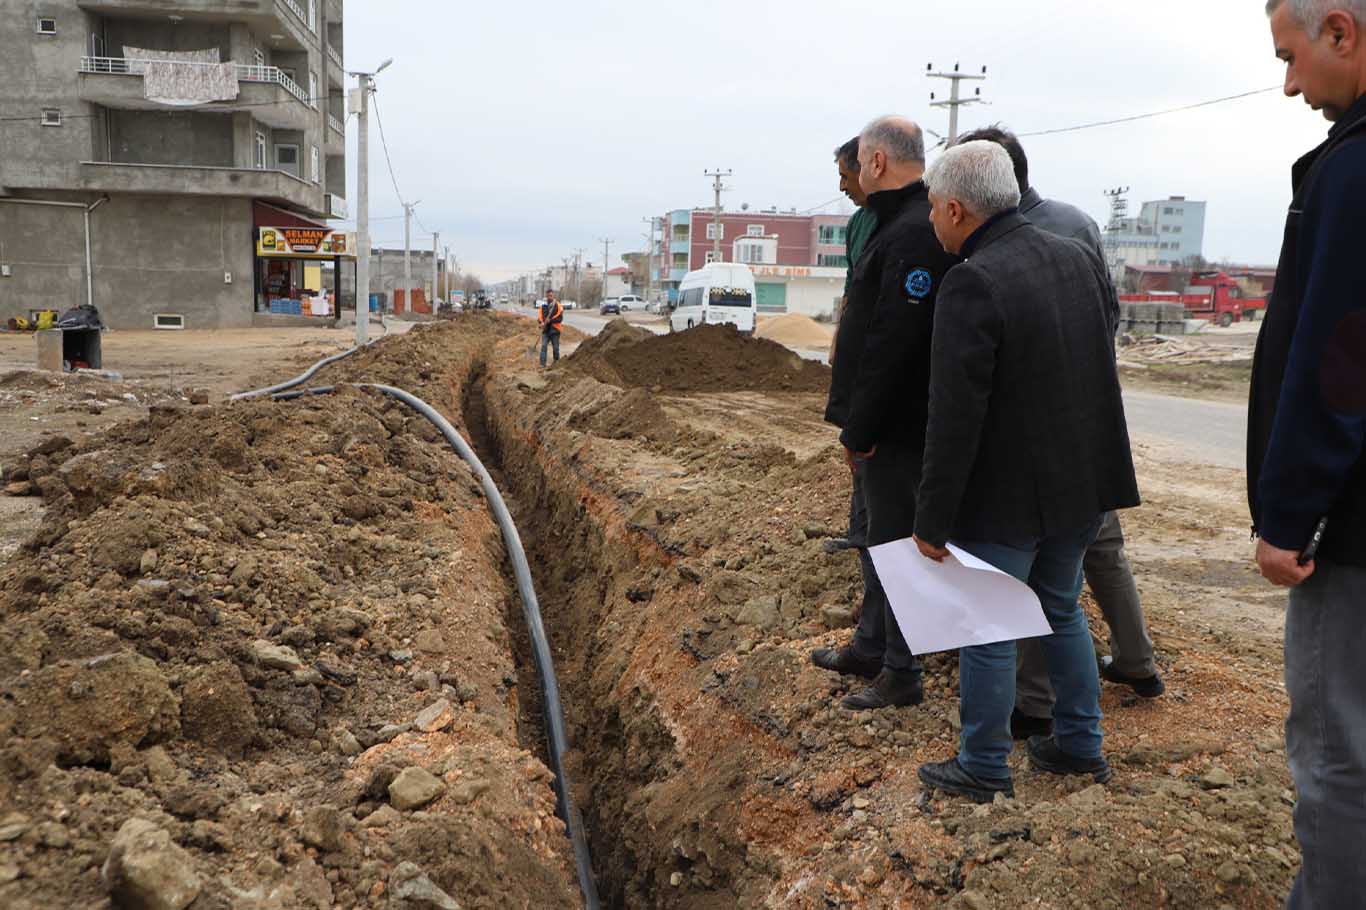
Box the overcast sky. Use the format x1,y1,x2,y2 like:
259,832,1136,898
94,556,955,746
337,0,1324,283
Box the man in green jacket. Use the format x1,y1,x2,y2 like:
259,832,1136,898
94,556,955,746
830,136,878,366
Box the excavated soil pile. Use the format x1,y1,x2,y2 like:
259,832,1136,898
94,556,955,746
755,314,834,350
567,322,830,393
0,315,582,910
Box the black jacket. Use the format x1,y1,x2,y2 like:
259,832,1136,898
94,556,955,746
915,213,1140,546
824,180,959,453
1248,94,1366,566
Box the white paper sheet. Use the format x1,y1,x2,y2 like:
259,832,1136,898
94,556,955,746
868,538,1051,655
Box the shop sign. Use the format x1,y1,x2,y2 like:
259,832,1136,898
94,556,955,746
257,227,355,259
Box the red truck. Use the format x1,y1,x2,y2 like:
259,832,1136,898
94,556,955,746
1120,271,1266,327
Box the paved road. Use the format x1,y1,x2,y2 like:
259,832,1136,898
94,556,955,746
544,306,1250,469
1121,390,1246,470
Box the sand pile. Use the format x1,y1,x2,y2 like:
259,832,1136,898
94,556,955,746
567,323,829,393
755,313,833,350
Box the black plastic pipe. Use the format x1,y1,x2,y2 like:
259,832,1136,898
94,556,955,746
260,380,602,909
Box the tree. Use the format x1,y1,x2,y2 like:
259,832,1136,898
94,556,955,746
460,274,483,297
578,278,603,308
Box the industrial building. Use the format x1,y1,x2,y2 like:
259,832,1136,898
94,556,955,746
1102,195,1207,279
0,0,348,330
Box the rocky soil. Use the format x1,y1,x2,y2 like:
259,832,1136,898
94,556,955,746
0,316,582,909
0,314,1299,909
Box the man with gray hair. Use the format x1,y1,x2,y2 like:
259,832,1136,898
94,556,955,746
814,116,958,711
1255,3,1366,905
911,141,1139,801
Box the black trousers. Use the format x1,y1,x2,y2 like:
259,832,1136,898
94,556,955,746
848,441,921,674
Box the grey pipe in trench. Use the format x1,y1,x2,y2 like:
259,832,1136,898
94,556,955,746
241,359,602,908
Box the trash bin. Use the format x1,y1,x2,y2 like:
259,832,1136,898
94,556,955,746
36,328,102,372
369,294,380,313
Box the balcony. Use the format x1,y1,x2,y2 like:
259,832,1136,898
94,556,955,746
79,56,315,130
325,113,344,153
77,161,325,216
76,1,315,51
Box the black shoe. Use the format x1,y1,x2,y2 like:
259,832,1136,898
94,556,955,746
1027,735,1112,783
841,669,924,711
1099,656,1165,698
1010,708,1053,741
918,758,1014,803
810,645,882,680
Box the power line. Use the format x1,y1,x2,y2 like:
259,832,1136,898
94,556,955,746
1017,86,1280,138
368,90,407,207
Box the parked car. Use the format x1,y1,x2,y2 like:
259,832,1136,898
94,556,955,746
617,294,644,311
645,300,668,315
600,298,622,315
560,300,577,310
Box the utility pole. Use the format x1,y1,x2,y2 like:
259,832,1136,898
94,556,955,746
927,62,987,144
599,237,613,298
430,231,439,313
572,247,586,306
641,216,656,303
704,169,731,262
349,58,390,344
443,243,451,308
402,200,417,315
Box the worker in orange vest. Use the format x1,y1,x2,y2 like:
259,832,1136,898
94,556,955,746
538,290,564,367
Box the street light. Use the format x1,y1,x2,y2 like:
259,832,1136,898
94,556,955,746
347,58,393,346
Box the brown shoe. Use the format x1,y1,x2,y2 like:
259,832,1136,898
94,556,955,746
810,645,882,680
841,669,924,711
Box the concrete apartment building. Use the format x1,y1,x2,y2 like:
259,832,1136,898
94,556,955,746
657,208,852,318
1102,195,1207,280
0,0,348,329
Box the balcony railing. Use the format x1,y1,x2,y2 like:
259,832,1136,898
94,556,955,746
279,0,316,33
327,113,344,136
80,57,314,109
326,44,342,70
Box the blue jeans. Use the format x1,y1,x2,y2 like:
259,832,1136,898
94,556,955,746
1285,560,1366,910
954,516,1105,780
539,330,560,366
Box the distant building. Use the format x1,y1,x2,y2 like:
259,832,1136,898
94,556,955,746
369,248,448,307
657,208,852,318
0,0,349,329
1103,196,1207,279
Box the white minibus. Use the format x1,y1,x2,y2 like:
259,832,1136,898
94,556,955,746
668,263,757,334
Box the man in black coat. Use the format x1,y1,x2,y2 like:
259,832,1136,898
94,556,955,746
812,116,959,711
1253,5,1366,905
910,141,1140,802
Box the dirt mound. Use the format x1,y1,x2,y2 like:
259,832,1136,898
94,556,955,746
0,319,582,909
570,319,653,360
569,323,829,393
755,313,833,350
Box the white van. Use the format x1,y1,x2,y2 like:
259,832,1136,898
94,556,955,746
669,263,757,334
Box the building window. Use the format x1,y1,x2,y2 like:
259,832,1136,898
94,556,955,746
746,225,764,237
254,47,265,67
310,146,320,183
1161,225,1171,232
817,254,848,268
705,223,725,241
1163,207,1174,215
255,132,266,168
308,0,318,31
671,253,687,269
737,242,768,264
818,224,848,245
1172,226,1182,233
275,143,299,175
40,108,62,126
36,17,57,35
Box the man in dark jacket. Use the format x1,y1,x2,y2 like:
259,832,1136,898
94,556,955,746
959,126,1165,741
812,115,959,711
538,290,564,367
911,140,1140,802
1254,4,1366,905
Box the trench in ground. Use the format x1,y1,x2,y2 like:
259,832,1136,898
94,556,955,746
459,361,745,909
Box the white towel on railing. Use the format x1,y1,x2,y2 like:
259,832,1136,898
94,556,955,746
122,46,239,105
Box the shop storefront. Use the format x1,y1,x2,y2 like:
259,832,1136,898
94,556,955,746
254,225,356,320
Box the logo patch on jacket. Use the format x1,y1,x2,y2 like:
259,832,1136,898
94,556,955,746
905,268,933,300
